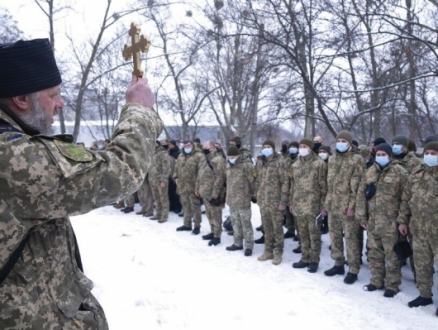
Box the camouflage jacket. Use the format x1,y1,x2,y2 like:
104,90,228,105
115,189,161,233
398,164,438,238
392,152,423,174
196,150,226,201
149,145,172,185
255,153,288,207
174,148,203,195
225,157,255,209
239,147,253,163
0,102,162,328
281,155,299,205
356,162,408,234
289,153,327,216
324,149,365,215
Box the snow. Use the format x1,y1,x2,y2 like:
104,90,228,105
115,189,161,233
71,204,438,330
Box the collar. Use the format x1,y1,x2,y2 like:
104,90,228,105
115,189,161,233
0,101,41,136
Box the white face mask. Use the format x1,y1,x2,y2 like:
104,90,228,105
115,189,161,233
299,148,310,157
319,152,328,160
424,154,438,167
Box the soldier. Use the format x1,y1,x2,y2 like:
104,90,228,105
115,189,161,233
313,135,323,154
0,39,162,329
121,194,136,213
255,140,288,265
358,144,374,169
194,137,201,149
289,139,327,273
356,143,408,298
317,145,331,235
225,146,255,256
174,140,203,234
398,142,438,314
136,174,154,217
167,139,182,213
280,139,290,158
391,135,423,173
284,141,300,239
149,140,172,222
371,137,386,156
196,141,226,246
230,136,252,162
324,130,364,284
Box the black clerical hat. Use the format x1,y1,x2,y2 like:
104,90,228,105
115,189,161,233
0,39,62,97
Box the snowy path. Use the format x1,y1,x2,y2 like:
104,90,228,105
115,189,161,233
71,204,438,330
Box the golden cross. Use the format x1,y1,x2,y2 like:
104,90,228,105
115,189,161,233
122,23,151,77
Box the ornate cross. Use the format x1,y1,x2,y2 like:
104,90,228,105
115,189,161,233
122,23,151,77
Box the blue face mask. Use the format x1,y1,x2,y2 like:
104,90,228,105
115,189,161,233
261,148,273,157
289,147,298,154
184,148,192,154
228,158,237,164
392,145,403,155
424,154,438,167
375,156,390,167
336,142,348,153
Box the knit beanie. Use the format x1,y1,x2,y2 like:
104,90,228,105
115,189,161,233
376,143,392,156
392,135,409,148
288,141,299,148
299,138,314,150
263,140,275,150
336,130,353,145
373,137,386,146
230,136,241,145
424,142,438,153
227,146,239,156
318,145,331,154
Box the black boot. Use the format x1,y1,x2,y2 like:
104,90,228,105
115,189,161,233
284,231,295,239
123,207,134,214
324,265,345,277
255,225,263,232
383,289,399,298
408,296,433,308
202,233,214,240
293,245,301,253
176,225,192,231
343,272,358,284
292,260,310,269
307,262,318,273
363,283,383,292
293,235,300,242
255,235,265,244
192,227,200,235
226,244,243,251
178,212,184,217
208,237,221,246
244,248,252,257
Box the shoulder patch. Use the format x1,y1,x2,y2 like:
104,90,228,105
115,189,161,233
54,139,94,162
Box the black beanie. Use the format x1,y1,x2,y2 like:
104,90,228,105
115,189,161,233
0,39,62,97
376,143,392,157
227,146,239,156
373,137,386,146
263,140,275,150
424,135,438,146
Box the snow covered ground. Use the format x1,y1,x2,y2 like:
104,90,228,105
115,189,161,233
71,204,438,330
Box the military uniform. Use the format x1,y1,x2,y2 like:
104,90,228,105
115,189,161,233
325,149,364,275
239,147,253,163
174,148,203,229
283,154,299,235
137,174,154,216
289,152,327,265
226,157,255,250
149,144,172,221
398,164,438,299
356,162,408,292
197,150,226,238
392,152,423,173
0,102,162,329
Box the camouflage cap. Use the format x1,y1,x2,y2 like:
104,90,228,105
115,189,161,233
336,130,352,145
262,140,275,150
424,142,438,153
227,146,239,156
392,135,409,148
358,145,371,156
299,138,314,150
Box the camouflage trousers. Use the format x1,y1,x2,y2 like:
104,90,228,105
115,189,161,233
367,226,400,291
329,214,361,274
284,207,295,233
412,235,438,298
205,199,223,237
151,181,169,220
261,206,284,255
180,192,202,228
230,207,254,249
124,193,135,208
137,177,154,214
296,215,322,263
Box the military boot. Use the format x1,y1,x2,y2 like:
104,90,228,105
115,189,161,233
113,200,124,209
208,237,221,246
293,245,301,253
176,225,192,231
226,244,243,251
202,233,214,240
123,207,134,214
292,260,310,268
150,215,161,220
254,235,265,244
257,251,274,262
343,272,358,284
272,254,282,265
307,262,318,273
408,296,433,308
324,265,345,277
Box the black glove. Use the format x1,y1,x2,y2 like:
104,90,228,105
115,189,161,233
251,196,257,204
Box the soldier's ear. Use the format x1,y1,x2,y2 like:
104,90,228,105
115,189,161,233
11,94,31,112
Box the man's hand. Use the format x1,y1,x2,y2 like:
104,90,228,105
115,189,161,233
361,224,368,230
320,209,327,217
278,204,286,211
289,205,294,213
160,182,166,188
347,208,355,217
175,178,179,185
195,190,200,197
126,75,155,108
399,224,408,235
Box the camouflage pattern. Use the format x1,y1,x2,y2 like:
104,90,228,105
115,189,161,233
283,155,299,233
197,150,226,237
137,174,154,214
325,149,364,274
398,164,438,298
149,145,172,220
230,208,253,249
392,152,423,174
289,152,327,263
356,162,408,290
0,102,163,328
239,147,253,163
225,157,254,209
124,193,135,208
180,193,201,228
255,153,288,256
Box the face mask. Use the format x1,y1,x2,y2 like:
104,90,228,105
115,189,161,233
162,144,169,149
392,145,403,155
319,153,328,160
289,147,298,154
313,142,322,151
365,158,370,164
228,158,237,164
424,154,438,167
375,156,390,167
336,142,348,153
184,148,192,154
299,148,310,157
281,145,288,153
203,149,210,155
261,148,273,157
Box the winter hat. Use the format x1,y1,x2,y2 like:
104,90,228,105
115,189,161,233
392,135,409,148
194,138,201,144
227,146,239,156
336,130,353,145
263,140,275,150
299,138,314,150
424,142,438,154
408,139,417,152
373,137,386,146
424,135,438,146
352,140,359,147
375,143,392,157
169,139,177,146
282,139,290,145
318,145,331,154
358,145,371,157
230,136,241,145
288,141,299,148
0,39,62,97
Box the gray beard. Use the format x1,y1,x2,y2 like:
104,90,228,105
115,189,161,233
17,93,54,135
